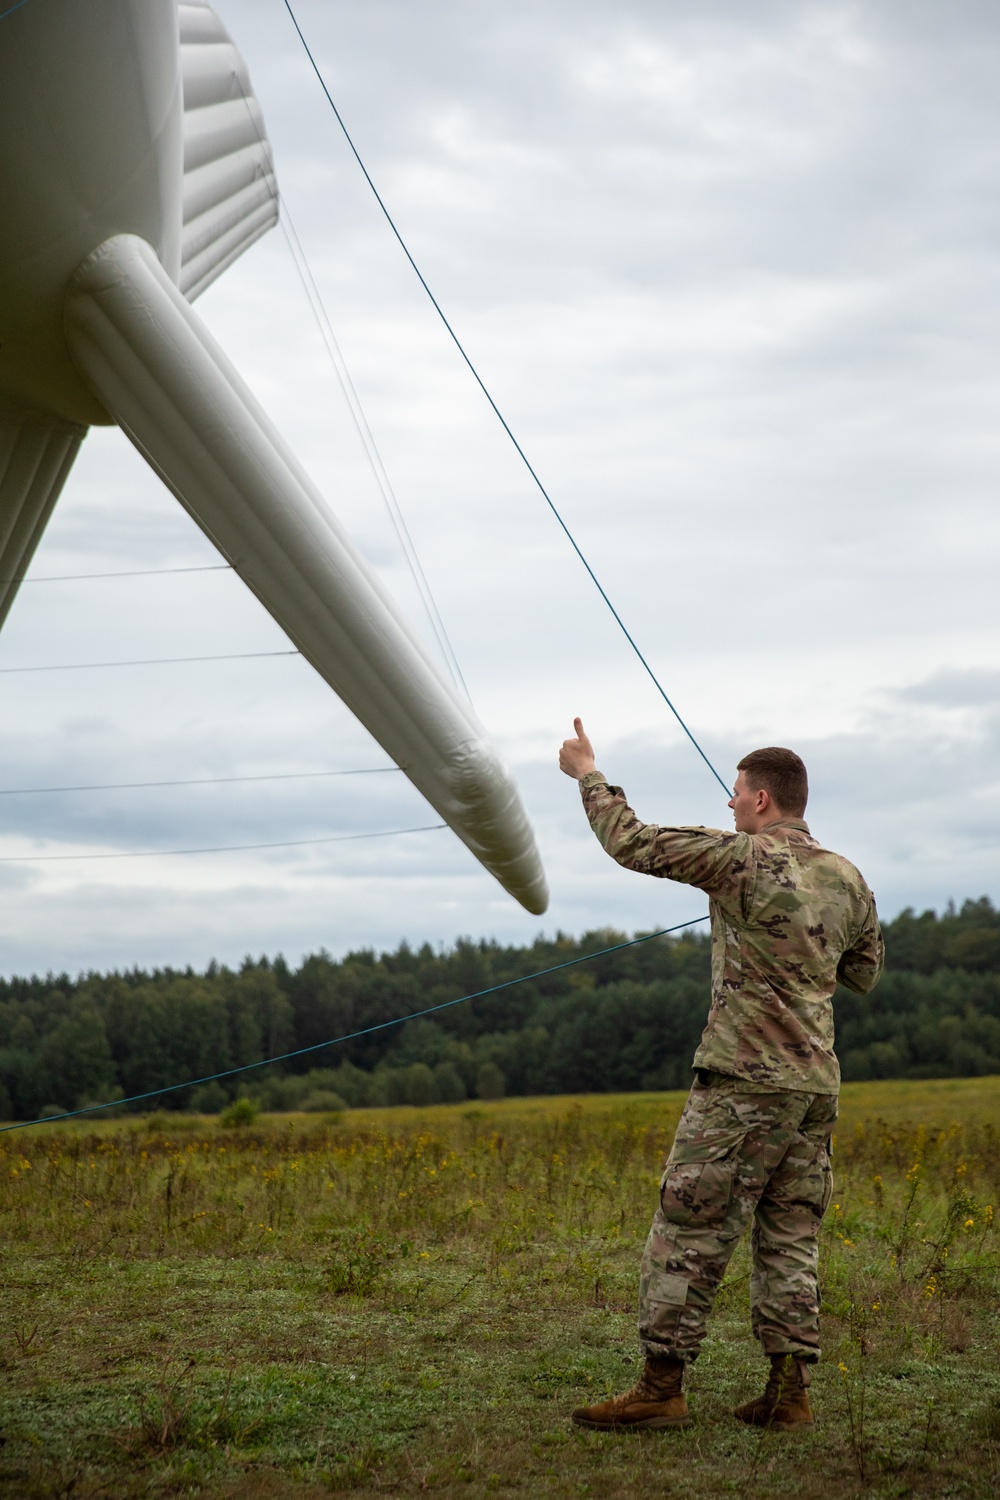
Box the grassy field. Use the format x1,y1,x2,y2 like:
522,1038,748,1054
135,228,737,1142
1,1078,998,1499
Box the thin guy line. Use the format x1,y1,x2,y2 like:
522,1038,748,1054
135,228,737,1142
280,0,731,799
0,565,233,584
232,73,471,702
0,650,300,674
280,204,473,703
0,0,29,20
0,768,401,796
0,916,709,1133
0,822,446,863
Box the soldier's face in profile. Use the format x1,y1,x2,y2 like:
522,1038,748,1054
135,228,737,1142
728,771,765,833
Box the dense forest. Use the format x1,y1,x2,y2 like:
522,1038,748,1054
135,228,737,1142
2,898,1000,1120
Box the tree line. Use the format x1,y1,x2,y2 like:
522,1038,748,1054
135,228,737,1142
1,897,999,1119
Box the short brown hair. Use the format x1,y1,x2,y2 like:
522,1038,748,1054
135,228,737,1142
736,747,808,816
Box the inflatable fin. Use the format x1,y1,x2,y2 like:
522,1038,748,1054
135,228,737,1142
179,1,279,302
0,401,86,630
64,234,549,916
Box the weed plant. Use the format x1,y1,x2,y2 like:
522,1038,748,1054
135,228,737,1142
0,1082,998,1497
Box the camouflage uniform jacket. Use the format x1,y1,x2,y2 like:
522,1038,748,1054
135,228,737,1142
579,771,884,1093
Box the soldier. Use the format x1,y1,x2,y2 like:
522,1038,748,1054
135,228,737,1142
558,721,883,1431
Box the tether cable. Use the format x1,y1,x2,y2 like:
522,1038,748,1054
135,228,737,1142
0,822,445,864
281,0,731,799
0,915,709,1134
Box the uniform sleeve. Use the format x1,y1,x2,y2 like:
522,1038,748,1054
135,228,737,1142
836,893,884,994
579,772,749,898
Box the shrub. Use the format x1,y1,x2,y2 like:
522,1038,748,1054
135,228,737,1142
328,1225,411,1297
435,1061,466,1103
300,1090,346,1114
404,1063,439,1106
219,1097,258,1128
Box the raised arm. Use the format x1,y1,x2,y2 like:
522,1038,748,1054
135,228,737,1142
560,720,744,895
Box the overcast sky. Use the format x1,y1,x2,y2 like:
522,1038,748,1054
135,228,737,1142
3,0,1000,977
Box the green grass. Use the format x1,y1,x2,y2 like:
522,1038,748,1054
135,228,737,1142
1,1078,999,1498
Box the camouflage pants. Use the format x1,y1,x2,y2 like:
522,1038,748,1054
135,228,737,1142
639,1072,837,1364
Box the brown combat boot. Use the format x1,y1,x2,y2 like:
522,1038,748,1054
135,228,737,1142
571,1355,691,1430
733,1353,814,1430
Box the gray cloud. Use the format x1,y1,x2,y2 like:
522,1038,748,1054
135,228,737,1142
895,668,1000,711
1,0,999,973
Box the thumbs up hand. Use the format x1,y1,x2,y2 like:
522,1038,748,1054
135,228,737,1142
559,717,598,780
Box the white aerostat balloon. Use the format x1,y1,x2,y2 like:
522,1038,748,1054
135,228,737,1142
0,0,549,915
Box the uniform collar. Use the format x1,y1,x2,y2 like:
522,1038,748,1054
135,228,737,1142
760,817,810,835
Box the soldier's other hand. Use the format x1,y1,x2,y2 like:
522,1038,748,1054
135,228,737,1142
559,717,598,780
